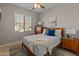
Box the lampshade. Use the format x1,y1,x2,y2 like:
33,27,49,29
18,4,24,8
65,29,77,34
38,21,42,25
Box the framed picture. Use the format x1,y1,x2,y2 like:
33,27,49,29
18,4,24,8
48,16,57,28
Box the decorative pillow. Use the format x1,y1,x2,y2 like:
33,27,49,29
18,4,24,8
55,30,62,37
47,29,55,36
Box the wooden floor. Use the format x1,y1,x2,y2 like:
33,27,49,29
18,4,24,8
0,47,9,56
0,41,22,56
0,41,76,56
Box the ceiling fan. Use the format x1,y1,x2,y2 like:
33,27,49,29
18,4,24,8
32,3,45,9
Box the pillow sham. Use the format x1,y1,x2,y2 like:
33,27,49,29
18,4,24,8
55,30,62,37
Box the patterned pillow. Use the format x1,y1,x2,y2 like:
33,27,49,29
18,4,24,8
55,30,62,37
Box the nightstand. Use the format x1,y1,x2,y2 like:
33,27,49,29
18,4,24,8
35,26,43,34
61,37,79,55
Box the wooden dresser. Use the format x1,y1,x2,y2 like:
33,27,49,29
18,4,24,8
61,37,79,55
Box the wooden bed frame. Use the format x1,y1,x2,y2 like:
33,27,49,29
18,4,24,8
22,43,59,56
22,43,35,56
22,27,64,56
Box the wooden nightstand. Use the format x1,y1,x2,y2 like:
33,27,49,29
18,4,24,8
61,37,79,55
35,26,43,34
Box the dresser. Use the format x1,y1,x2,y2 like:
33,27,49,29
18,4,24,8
61,37,79,55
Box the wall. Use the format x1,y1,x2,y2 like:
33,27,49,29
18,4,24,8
39,3,79,29
1,3,79,45
0,4,38,45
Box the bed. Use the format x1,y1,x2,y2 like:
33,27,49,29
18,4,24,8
22,28,64,56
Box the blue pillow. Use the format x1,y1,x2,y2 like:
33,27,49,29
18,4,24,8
47,29,55,36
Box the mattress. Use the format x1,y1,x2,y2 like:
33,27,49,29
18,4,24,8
22,34,60,56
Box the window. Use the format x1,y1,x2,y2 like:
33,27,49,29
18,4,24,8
15,13,32,32
25,16,32,31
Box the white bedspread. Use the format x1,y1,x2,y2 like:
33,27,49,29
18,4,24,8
23,34,60,56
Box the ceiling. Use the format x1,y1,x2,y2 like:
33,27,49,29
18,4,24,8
11,3,62,13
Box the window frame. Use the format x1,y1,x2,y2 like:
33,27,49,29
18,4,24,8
15,13,32,32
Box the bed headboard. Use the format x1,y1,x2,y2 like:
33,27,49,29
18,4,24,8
49,28,64,37
44,27,64,37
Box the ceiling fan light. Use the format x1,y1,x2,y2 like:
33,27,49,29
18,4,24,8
34,3,37,8
37,5,40,8
33,3,45,9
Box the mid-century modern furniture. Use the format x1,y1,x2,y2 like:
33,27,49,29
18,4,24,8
61,37,79,55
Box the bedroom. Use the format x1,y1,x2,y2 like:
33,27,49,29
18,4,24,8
0,3,79,56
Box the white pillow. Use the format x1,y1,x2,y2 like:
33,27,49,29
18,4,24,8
42,28,48,34
55,30,62,37
42,28,46,34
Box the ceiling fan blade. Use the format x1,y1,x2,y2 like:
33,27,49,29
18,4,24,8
40,5,45,9
38,4,45,9
32,3,45,9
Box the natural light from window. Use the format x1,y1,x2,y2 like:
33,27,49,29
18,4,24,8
15,13,32,32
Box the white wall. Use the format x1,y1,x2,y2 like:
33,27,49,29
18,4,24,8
39,4,79,29
0,4,38,45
